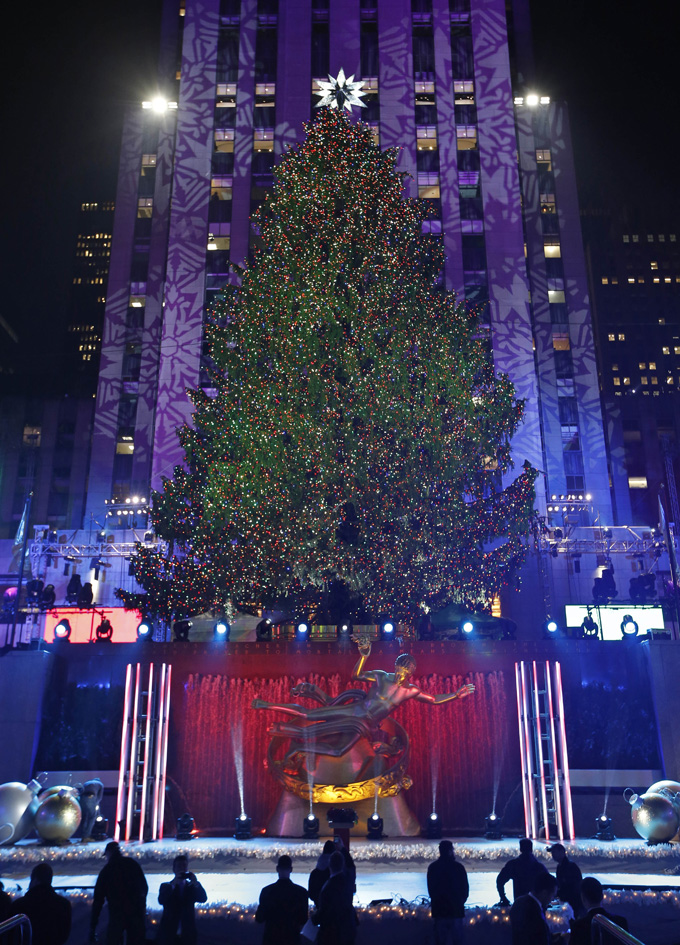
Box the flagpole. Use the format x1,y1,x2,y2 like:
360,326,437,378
10,491,33,647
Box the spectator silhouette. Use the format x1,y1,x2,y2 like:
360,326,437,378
157,855,207,945
255,854,308,945
497,838,550,905
13,862,71,945
90,841,147,945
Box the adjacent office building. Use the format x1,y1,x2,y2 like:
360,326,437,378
85,0,612,534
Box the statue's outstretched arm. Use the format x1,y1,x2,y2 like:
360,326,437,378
351,636,372,679
416,683,475,705
291,682,331,704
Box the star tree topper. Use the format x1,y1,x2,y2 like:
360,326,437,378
314,68,367,112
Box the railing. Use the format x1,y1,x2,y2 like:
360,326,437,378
593,914,646,945
0,913,32,945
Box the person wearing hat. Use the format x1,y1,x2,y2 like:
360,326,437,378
548,842,583,918
496,838,550,906
90,841,148,945
157,855,207,945
255,854,309,945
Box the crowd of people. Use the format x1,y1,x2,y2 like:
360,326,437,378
0,837,630,945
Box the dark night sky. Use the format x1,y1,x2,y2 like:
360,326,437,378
2,0,678,388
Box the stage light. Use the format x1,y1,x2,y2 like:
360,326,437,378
485,812,503,840
580,614,599,638
137,620,153,641
54,619,72,641
296,620,309,639
380,619,395,639
594,814,615,841
461,620,474,636
173,618,192,642
95,618,114,642
176,813,195,841
234,813,252,840
303,814,319,839
256,618,273,641
40,584,56,610
620,614,639,638
366,813,384,840
213,620,230,640
92,816,109,841
425,812,442,839
543,618,559,639
337,621,352,637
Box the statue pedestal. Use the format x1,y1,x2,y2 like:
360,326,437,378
266,790,421,838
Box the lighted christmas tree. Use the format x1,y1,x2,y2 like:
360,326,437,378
123,108,536,623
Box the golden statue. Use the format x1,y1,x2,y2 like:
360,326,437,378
252,638,474,806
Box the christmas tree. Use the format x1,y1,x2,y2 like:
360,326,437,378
122,108,536,624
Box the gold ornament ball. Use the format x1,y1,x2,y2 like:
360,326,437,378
35,791,82,843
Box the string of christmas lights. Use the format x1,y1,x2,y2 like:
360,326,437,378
120,108,537,623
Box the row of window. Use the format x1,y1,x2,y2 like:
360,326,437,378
623,234,677,243
602,276,680,284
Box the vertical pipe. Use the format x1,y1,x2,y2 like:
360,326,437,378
151,663,167,840
554,661,575,840
514,662,531,838
532,661,550,841
544,660,564,840
520,661,537,837
125,663,141,842
138,663,155,842
158,663,172,839
114,663,133,842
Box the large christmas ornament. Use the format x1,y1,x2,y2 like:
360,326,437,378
0,780,42,845
626,779,680,843
34,789,82,843
314,68,367,112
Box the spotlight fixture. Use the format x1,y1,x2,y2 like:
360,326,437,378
137,620,153,641
543,618,559,639
213,620,230,640
54,619,72,641
620,614,639,638
303,814,320,839
594,814,615,841
92,815,109,841
580,614,599,638
234,813,252,840
366,813,384,840
425,812,442,839
337,621,352,637
380,618,395,639
176,813,195,841
460,620,474,636
256,617,273,641
484,812,503,840
95,618,114,642
295,620,309,639
173,618,192,642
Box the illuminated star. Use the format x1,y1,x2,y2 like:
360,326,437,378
314,68,367,112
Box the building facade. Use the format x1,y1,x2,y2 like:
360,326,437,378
85,0,611,534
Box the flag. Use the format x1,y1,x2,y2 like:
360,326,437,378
10,495,30,573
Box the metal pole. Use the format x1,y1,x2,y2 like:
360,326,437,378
10,491,33,646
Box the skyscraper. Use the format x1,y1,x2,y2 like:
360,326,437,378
86,0,611,533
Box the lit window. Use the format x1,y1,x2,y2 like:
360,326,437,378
623,377,631,385
667,376,674,385
211,176,233,200
548,290,565,304
628,477,648,489
632,234,639,242
255,82,276,96
641,377,648,385
601,277,609,284
652,377,658,385
456,126,477,149
665,277,672,283
663,347,670,354
417,172,440,199
116,441,134,455
612,364,619,371
628,277,635,283
544,241,561,258
613,377,621,386
647,234,654,242
536,149,552,169
618,333,626,341
675,347,680,355
638,277,644,283
659,234,666,242
416,126,438,150
137,198,153,218
649,362,656,370
671,234,677,242
654,278,660,283
553,335,570,350
540,193,555,213
623,235,629,242
608,333,616,341
651,261,658,269
215,129,235,152
23,425,41,448
612,277,618,284
639,362,646,369
254,128,274,151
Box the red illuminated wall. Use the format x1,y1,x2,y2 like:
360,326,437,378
43,607,141,643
